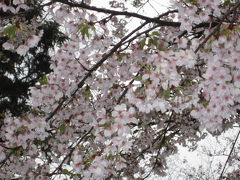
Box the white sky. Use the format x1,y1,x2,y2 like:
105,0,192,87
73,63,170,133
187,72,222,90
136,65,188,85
91,0,171,31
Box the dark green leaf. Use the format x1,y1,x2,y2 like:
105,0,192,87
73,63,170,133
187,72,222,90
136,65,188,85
59,123,66,134
3,25,17,39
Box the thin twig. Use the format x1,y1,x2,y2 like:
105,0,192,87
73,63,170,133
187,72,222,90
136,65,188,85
218,129,240,180
0,146,21,168
143,111,174,179
49,127,93,176
147,1,160,15
117,70,142,104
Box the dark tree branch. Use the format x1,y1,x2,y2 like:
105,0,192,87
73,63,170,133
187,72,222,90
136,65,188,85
56,0,179,26
56,0,229,31
117,70,142,104
46,21,148,122
49,127,93,176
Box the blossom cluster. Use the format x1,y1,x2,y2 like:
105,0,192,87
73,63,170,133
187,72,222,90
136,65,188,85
0,1,43,56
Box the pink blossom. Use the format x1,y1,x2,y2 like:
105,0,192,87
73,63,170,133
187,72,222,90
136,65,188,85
27,34,41,48
55,7,67,19
2,42,14,50
16,44,29,56
13,0,24,5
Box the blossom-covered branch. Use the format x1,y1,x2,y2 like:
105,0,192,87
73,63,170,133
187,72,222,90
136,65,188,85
0,0,240,179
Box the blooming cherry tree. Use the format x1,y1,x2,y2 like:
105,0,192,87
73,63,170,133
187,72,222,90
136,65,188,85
0,0,240,179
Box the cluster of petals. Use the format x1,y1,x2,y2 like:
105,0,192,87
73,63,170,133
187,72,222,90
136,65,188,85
0,0,29,14
2,31,43,56
171,0,222,32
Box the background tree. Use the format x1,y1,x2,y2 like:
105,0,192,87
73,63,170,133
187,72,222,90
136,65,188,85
160,127,240,180
0,0,67,116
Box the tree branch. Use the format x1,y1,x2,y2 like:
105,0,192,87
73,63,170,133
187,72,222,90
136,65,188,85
219,129,240,180
46,21,148,122
49,127,93,176
56,0,179,26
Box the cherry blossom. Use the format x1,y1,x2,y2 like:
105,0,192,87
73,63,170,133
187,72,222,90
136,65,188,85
27,32,43,48
16,44,29,56
0,0,240,179
2,42,14,50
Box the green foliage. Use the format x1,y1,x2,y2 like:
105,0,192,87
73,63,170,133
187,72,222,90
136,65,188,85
186,0,198,4
85,89,93,99
233,25,240,32
78,23,90,38
151,31,160,37
163,90,171,99
139,31,167,51
148,36,159,47
13,147,24,156
39,75,48,85
99,121,112,128
222,0,235,6
59,123,67,134
140,37,146,48
3,25,17,39
62,169,71,175
134,76,142,81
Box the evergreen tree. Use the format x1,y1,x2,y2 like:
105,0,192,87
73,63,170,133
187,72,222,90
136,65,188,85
0,5,67,116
